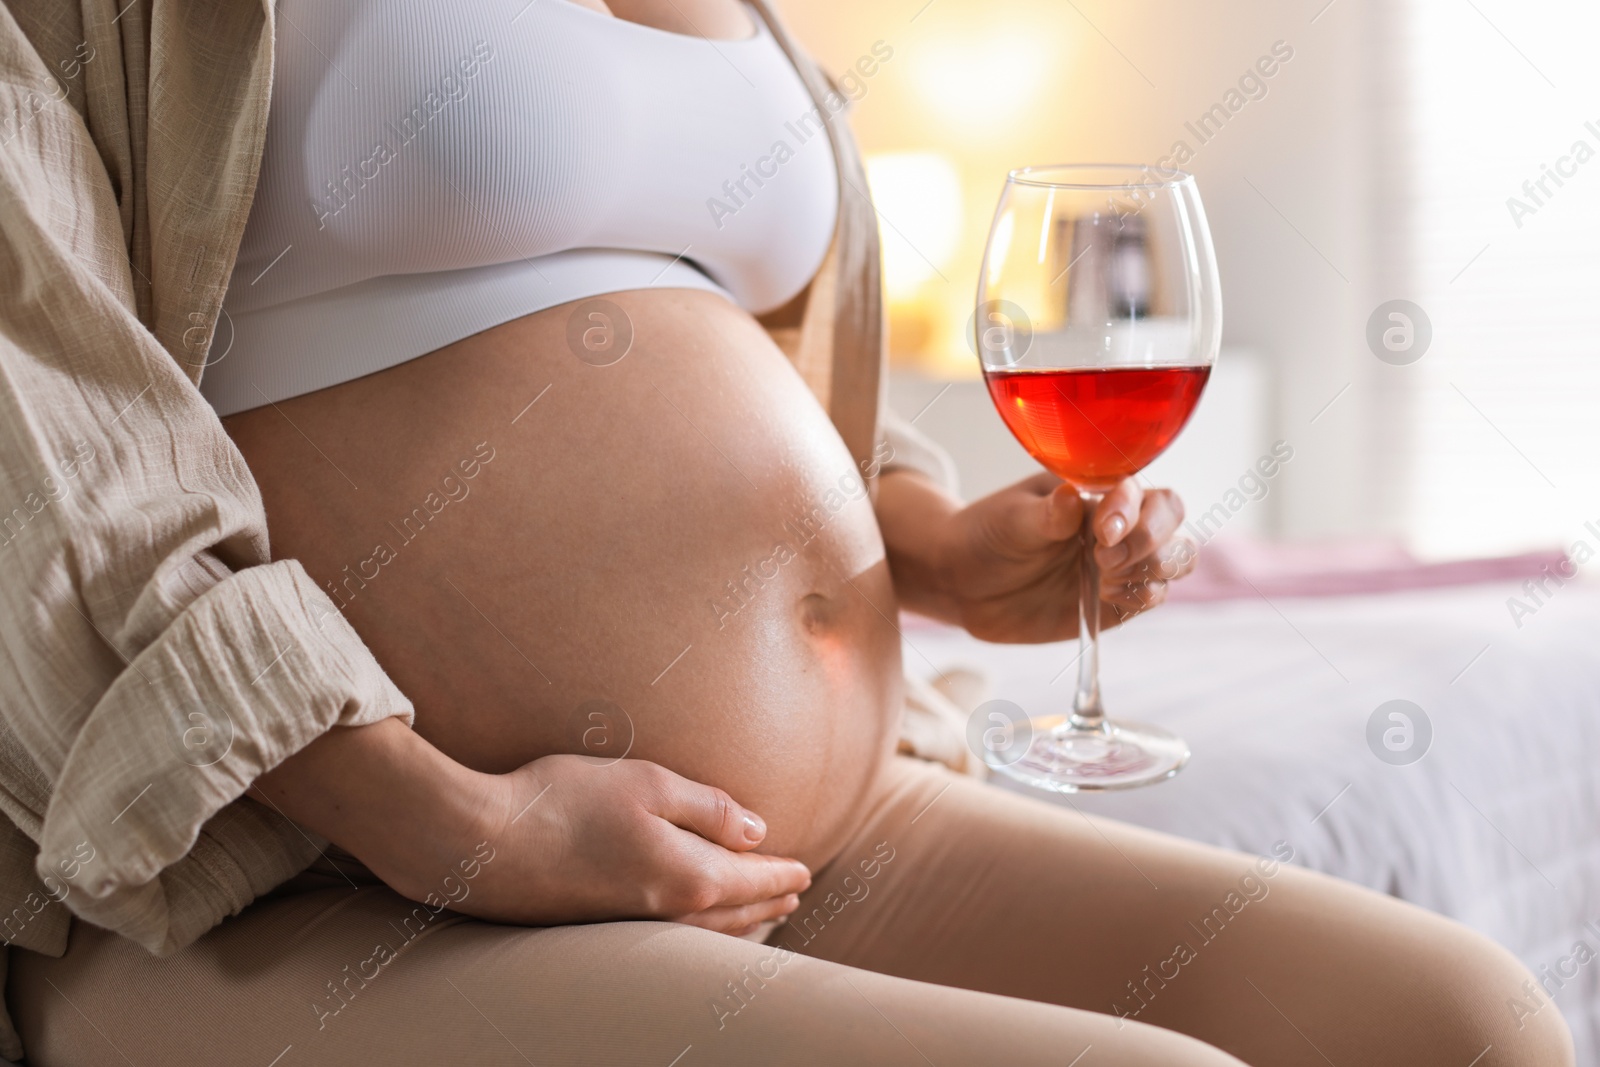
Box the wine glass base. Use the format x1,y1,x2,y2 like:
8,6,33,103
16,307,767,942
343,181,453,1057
991,716,1190,793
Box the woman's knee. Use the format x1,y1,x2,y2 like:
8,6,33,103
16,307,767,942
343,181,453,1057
1429,928,1575,1067
1337,902,1577,1067
1204,866,1575,1067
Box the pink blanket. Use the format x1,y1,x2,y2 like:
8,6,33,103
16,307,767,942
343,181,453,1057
1165,535,1570,602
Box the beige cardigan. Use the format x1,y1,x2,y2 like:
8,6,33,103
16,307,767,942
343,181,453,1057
0,1,961,1054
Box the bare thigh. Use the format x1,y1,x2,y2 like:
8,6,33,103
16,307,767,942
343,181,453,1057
8,856,1239,1067
778,757,1574,1067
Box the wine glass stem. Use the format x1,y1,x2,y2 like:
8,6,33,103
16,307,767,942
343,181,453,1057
1071,490,1107,733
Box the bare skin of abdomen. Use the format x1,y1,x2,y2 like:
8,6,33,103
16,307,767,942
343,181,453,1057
223,288,903,869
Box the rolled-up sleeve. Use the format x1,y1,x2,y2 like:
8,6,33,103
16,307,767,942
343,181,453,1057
32,562,411,951
0,9,412,957
880,408,960,497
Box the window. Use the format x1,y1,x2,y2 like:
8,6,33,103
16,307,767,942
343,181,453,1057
1401,0,1600,557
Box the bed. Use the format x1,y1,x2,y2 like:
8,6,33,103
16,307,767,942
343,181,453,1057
903,572,1600,1063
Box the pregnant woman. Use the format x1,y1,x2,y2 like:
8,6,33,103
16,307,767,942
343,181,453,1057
0,0,1573,1064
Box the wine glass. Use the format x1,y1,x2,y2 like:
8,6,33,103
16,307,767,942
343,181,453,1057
974,163,1221,791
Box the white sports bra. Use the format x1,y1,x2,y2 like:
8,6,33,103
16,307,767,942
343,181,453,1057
201,0,840,416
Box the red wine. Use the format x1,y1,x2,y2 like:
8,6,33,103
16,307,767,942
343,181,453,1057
985,365,1210,490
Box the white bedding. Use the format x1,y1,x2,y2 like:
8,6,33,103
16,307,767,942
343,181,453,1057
904,579,1600,1064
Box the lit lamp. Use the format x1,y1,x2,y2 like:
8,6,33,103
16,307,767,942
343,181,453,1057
862,20,1054,374
864,152,963,369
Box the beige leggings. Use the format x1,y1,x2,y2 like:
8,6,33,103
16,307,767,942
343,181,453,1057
9,757,1574,1066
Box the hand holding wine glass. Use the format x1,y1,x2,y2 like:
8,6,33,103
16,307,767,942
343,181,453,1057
975,163,1222,792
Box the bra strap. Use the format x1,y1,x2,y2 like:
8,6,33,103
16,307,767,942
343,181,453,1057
746,0,886,477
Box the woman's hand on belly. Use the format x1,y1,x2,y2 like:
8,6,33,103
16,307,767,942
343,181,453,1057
473,753,813,932
876,469,1197,642
251,719,812,935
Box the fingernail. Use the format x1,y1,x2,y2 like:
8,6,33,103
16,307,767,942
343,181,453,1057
1103,514,1127,544
1099,543,1130,570
742,813,766,843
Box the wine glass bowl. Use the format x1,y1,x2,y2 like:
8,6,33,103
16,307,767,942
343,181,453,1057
975,163,1222,792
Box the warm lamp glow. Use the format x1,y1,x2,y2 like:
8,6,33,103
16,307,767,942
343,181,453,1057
864,152,964,301
907,29,1050,135
985,209,1014,289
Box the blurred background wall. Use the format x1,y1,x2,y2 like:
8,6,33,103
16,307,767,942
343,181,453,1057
778,0,1600,560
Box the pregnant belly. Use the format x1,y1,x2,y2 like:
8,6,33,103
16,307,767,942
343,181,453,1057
222,288,904,867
